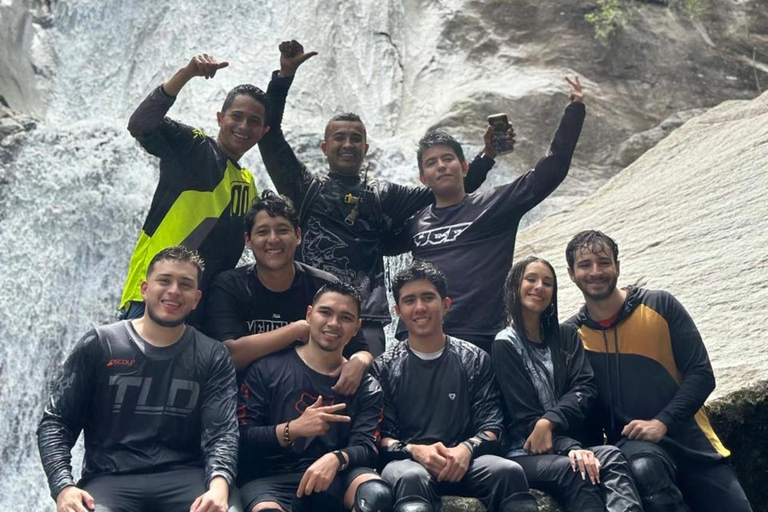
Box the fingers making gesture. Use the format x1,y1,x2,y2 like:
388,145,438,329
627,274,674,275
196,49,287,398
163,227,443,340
566,76,584,103
279,40,318,77
290,395,351,439
185,54,229,80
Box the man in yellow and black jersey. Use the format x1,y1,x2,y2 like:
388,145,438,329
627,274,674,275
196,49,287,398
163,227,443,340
565,230,752,512
120,53,271,326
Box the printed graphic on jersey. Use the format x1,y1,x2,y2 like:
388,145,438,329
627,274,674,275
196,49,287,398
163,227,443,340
302,217,356,281
247,319,289,334
109,375,200,417
294,392,336,413
230,180,251,217
413,222,472,247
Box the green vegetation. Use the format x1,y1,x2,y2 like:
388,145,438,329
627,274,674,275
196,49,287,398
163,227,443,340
585,0,707,42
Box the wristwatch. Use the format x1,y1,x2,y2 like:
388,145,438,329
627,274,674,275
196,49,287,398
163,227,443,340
333,450,348,471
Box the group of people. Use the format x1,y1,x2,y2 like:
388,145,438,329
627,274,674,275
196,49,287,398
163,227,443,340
37,40,752,512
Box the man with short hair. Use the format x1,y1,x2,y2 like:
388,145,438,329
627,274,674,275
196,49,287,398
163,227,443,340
374,262,536,512
257,40,499,356
120,53,271,325
564,230,752,512
38,246,239,512
388,79,585,353
237,281,392,512
203,190,372,394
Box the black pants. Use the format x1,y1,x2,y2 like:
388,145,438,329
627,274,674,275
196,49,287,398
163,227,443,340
84,467,242,512
619,439,752,512
512,445,642,512
381,455,528,511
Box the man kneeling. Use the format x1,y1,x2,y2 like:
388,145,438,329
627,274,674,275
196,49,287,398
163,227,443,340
237,282,392,512
374,262,537,512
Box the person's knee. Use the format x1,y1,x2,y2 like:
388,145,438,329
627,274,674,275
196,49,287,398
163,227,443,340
500,491,538,512
488,457,528,488
250,501,286,512
392,497,433,512
354,479,393,512
383,461,431,486
629,455,684,510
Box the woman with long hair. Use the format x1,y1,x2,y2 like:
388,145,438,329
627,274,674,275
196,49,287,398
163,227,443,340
492,256,643,512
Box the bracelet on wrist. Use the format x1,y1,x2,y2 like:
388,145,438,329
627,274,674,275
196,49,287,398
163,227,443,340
333,450,348,471
283,421,294,447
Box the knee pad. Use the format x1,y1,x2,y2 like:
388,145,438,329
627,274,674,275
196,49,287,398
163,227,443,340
629,456,684,512
356,479,393,512
500,491,538,512
392,497,433,512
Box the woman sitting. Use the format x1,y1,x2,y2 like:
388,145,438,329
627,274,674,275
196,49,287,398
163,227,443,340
492,256,643,512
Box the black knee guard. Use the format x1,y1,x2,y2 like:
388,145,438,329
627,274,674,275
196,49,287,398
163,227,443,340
500,491,538,512
355,479,393,512
392,497,433,512
629,456,685,512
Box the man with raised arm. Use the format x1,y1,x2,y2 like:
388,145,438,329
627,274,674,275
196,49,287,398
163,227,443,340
38,246,239,512
120,53,271,325
258,40,501,356
565,230,752,512
237,281,392,512
203,190,373,394
373,262,537,512
388,78,584,353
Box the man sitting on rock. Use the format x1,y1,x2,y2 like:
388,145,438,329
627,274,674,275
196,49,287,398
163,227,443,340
237,281,392,512
203,190,372,395
373,262,537,512
565,230,752,512
38,246,239,512
120,53,270,326
387,78,585,353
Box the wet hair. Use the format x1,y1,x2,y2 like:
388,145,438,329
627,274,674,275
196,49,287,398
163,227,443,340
312,281,362,317
146,246,205,285
244,190,300,235
392,261,448,304
504,256,559,343
416,130,466,174
504,256,570,397
221,84,271,124
565,230,619,269
324,112,367,140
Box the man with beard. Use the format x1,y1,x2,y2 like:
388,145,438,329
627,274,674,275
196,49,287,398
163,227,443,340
565,230,752,512
257,40,501,356
203,190,372,394
237,282,391,512
120,53,271,327
38,246,239,512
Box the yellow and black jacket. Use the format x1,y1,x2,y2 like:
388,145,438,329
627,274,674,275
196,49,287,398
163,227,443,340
566,286,730,463
120,86,256,314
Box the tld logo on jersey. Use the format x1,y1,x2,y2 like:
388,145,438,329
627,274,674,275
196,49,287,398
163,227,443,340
448,393,456,400
294,392,336,413
107,358,136,367
413,223,472,247
109,376,199,417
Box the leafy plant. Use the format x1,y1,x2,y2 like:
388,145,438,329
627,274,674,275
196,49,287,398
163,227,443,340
585,0,625,41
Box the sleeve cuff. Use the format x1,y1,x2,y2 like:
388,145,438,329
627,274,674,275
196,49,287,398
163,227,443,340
654,411,674,432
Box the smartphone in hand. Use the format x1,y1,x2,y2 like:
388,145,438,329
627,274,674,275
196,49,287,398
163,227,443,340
488,113,515,155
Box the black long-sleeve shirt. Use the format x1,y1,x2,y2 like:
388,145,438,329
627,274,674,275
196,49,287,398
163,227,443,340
492,324,597,455
37,321,238,500
372,337,504,447
257,71,494,322
388,102,585,342
237,348,382,483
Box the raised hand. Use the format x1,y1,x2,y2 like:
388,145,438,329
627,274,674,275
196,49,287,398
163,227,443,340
565,76,584,103
278,40,318,77
290,395,351,438
184,54,229,80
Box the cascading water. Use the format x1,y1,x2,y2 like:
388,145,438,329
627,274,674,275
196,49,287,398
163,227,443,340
0,0,580,508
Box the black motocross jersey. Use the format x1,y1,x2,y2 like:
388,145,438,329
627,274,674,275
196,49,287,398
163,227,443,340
37,321,238,500
237,348,382,483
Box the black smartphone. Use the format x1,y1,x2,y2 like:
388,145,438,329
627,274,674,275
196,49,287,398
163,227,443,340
488,113,514,155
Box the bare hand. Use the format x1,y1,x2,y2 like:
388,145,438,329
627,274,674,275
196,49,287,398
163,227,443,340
56,486,95,512
435,444,472,482
331,357,366,395
184,54,229,80
568,449,601,485
565,76,584,103
410,443,449,478
622,419,667,443
483,124,516,159
293,320,310,343
278,40,318,77
190,476,229,512
524,418,555,454
297,452,340,497
291,395,351,438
